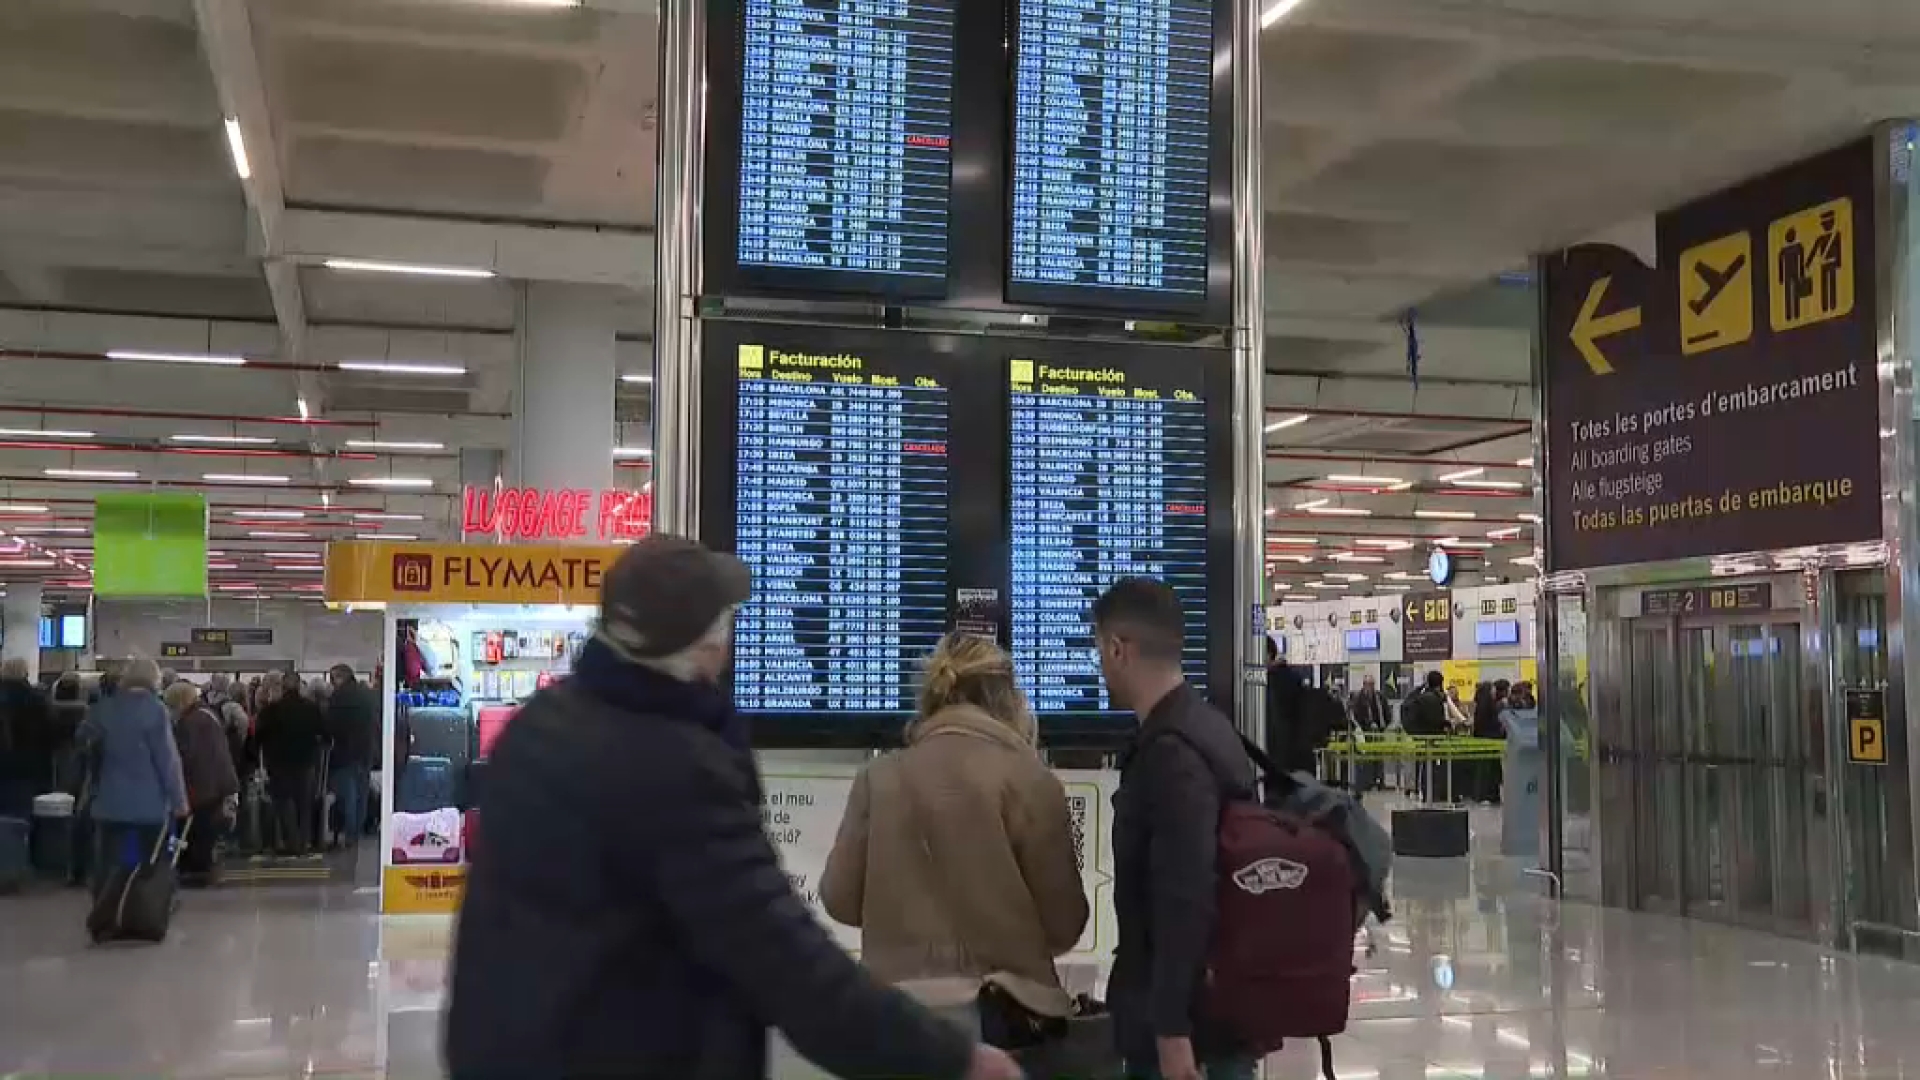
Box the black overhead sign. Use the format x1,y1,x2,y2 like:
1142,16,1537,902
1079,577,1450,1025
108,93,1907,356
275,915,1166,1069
1543,139,1881,571
1402,591,1453,662
192,627,273,647
161,641,230,659
1639,582,1773,617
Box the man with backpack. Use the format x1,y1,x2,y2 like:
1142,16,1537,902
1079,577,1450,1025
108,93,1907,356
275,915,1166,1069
1093,579,1258,1080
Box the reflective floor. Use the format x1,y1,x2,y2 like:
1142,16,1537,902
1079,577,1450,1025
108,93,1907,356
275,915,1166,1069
5,810,1920,1078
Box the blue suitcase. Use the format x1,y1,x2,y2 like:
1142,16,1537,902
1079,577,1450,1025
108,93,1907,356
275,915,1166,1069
398,756,456,814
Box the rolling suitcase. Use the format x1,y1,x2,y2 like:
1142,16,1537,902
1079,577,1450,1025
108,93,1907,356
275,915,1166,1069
88,821,189,944
398,756,456,814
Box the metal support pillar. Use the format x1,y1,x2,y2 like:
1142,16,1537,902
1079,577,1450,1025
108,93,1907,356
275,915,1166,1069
1231,0,1268,742
651,0,707,538
1530,253,1566,893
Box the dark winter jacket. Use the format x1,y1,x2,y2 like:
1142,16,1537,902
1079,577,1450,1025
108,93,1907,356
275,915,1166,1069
1110,682,1257,1066
1402,688,1449,737
0,677,53,797
444,639,975,1080
324,679,378,768
256,693,325,774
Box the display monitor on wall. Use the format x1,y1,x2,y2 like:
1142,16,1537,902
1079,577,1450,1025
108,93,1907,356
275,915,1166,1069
705,0,960,299
1007,342,1233,728
1006,0,1232,317
699,322,1006,740
1345,628,1381,653
1475,619,1520,647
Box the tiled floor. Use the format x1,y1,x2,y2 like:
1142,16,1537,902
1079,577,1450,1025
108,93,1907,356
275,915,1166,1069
5,813,1920,1078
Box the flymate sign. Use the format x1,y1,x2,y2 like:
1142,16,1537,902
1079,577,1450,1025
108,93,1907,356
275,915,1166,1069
461,484,651,542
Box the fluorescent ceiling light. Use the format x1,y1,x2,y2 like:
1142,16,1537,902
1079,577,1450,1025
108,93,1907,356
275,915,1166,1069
1262,0,1311,28
1263,414,1309,433
357,533,418,541
1513,556,1540,567
1305,582,1348,590
348,476,434,489
621,374,654,385
12,526,86,535
1326,474,1403,486
216,584,259,591
107,349,246,367
1354,539,1413,550
247,530,310,539
613,447,652,459
1330,554,1385,564
223,116,251,180
1487,526,1524,540
1294,499,1327,510
323,258,495,280
273,565,325,572
1518,513,1542,523
44,468,136,480
203,473,290,484
346,439,446,451
0,559,55,568
262,552,321,559
1268,537,1318,545
353,512,424,521
1415,510,1476,520
1440,539,1494,549
172,434,275,445
0,504,49,514
337,361,467,377
231,510,306,520
0,427,94,439
1272,582,1292,590
1306,506,1371,516
1516,457,1535,467
296,398,311,421
1269,554,1313,564
1329,573,1370,581
1452,479,1526,490
206,562,239,571
1438,468,1484,482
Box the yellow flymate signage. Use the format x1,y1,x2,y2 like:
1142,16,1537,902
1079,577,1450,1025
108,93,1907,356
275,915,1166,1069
325,542,626,606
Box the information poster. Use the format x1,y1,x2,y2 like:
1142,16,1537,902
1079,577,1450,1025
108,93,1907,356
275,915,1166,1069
1544,139,1880,570
1009,355,1212,714
1402,591,1453,662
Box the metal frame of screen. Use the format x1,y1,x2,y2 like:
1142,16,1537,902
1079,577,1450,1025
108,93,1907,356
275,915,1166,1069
1005,339,1236,744
1002,0,1235,321
697,320,1007,746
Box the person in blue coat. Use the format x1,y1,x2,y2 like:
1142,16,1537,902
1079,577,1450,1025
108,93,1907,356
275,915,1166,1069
78,658,187,894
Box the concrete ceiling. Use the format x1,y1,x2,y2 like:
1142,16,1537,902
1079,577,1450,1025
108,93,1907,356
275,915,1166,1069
0,0,1914,599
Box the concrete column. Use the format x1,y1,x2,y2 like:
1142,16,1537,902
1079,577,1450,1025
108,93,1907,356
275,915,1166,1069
512,282,617,499
1,583,42,680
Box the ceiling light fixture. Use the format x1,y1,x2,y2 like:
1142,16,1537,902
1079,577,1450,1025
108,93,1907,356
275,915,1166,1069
203,473,290,484
613,447,653,459
1439,539,1494,549
11,526,87,535
171,434,275,445
352,512,425,522
1438,468,1484,482
44,468,137,480
247,530,310,539
1269,554,1313,564
323,258,495,280
106,349,247,367
1263,414,1309,433
1452,479,1526,490
1306,506,1372,517
1326,474,1404,486
621,374,654,385
1267,537,1319,545
1294,499,1327,510
1513,555,1540,567
206,562,239,571
1415,510,1476,520
1518,513,1542,523
345,439,448,451
356,532,419,541
337,361,468,377
1487,526,1524,540
0,427,94,439
0,504,49,514
296,397,311,421
231,510,306,520
1329,573,1371,581
223,116,251,180
1517,457,1535,467
348,477,434,489
1354,539,1413,550
1329,554,1386,564
1305,581,1349,590
0,559,55,568
262,551,321,559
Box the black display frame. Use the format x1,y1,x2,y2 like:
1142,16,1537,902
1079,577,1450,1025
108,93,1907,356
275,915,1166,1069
701,0,1236,324
1001,338,1236,744
699,320,1008,746
1002,0,1236,321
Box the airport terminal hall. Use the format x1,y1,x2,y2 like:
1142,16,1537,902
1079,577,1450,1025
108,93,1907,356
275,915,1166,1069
16,0,1920,1078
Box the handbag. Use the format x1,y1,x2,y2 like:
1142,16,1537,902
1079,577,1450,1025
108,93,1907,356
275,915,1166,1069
977,978,1068,1050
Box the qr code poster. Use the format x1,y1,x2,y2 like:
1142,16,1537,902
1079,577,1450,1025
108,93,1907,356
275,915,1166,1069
1054,769,1121,962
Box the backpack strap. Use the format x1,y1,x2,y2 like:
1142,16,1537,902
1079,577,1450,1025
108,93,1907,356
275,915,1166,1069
1236,733,1302,805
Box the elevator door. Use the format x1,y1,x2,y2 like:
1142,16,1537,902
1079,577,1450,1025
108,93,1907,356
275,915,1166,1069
1609,616,1817,937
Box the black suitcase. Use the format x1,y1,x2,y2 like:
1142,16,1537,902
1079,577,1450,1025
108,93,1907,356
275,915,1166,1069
1390,807,1470,858
88,821,188,944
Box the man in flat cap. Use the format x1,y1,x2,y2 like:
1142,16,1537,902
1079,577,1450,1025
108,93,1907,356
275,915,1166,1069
446,535,1019,1080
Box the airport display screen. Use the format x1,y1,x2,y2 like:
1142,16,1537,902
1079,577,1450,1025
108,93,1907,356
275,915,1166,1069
715,0,958,298
1007,0,1222,313
1008,347,1227,718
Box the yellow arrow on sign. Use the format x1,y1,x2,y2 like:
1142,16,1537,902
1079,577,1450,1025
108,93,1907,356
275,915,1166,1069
1406,601,1418,622
1571,276,1641,375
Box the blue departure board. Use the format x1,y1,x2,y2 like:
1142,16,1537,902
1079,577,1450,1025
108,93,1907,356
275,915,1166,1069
1008,0,1217,310
733,0,957,292
1010,357,1211,714
730,342,950,713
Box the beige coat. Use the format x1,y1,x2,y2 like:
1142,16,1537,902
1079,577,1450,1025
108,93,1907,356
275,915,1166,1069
821,705,1090,1016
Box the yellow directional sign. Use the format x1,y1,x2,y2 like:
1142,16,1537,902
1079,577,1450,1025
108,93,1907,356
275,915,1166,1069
1570,275,1642,375
1679,230,1752,355
1847,688,1886,765
1769,197,1853,332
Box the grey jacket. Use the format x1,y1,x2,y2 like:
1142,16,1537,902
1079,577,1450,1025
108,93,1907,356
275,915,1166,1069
81,690,187,824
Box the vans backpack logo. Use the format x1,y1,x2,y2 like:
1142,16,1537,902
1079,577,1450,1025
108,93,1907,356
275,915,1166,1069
1232,856,1308,894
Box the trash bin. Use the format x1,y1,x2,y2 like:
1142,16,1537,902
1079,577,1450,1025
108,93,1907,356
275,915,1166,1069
30,791,75,881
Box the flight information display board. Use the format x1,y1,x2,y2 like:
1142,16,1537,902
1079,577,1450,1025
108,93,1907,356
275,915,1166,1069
1009,350,1221,717
729,345,950,713
1008,0,1222,313
717,0,958,298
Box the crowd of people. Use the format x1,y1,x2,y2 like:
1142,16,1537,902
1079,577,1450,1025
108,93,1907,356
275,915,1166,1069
445,536,1270,1080
0,659,379,893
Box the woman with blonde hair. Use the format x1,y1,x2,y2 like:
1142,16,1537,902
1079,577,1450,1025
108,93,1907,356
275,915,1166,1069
822,632,1088,1047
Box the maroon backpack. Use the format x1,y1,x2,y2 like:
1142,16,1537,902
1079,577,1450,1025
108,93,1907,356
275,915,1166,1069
1177,734,1360,1079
